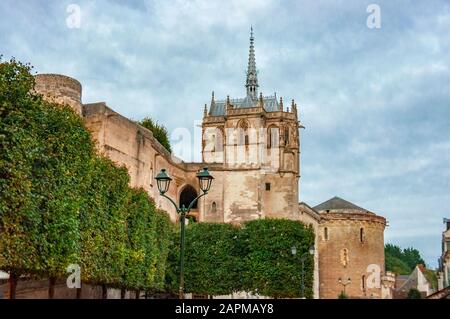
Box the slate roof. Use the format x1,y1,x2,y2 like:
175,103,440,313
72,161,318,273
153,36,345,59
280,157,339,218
209,95,280,116
313,196,372,213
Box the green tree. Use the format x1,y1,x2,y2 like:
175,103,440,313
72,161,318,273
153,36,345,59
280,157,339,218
123,188,158,295
403,247,425,270
0,58,43,298
338,291,348,299
79,156,130,298
150,208,173,293
166,222,241,296
407,288,422,299
138,117,171,153
240,219,315,298
0,58,94,297
385,244,426,275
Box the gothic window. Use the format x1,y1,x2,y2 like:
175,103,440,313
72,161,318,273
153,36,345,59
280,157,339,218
267,125,279,149
265,183,271,191
324,227,329,241
340,248,349,267
360,227,365,243
211,202,217,214
211,134,216,152
361,275,366,291
237,120,249,146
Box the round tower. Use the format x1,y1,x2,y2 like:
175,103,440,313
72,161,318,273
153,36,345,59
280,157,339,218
314,197,387,299
34,74,82,115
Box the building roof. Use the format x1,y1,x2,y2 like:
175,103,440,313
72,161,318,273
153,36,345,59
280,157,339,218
313,196,373,214
209,95,280,116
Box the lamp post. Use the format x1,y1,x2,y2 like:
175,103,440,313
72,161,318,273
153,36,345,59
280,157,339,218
338,277,351,297
291,245,315,299
155,167,214,299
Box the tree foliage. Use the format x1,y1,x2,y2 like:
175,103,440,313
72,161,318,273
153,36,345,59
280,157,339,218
79,156,129,287
0,58,174,295
385,244,426,275
138,117,171,153
407,288,422,299
240,219,315,298
166,219,315,298
167,222,241,296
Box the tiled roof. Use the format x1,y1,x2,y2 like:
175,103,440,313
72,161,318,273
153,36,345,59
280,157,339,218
313,196,371,213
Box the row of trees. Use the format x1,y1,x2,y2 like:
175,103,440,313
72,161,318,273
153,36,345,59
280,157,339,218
165,220,316,298
0,58,173,298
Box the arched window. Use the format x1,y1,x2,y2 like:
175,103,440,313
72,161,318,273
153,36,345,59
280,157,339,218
340,248,349,267
237,120,249,146
267,125,279,149
211,202,217,214
361,275,366,291
179,185,198,209
360,227,365,243
324,227,329,241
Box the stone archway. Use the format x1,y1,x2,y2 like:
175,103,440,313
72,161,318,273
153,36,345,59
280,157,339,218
179,185,198,210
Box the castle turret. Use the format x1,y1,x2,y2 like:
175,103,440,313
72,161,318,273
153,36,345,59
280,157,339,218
34,74,83,115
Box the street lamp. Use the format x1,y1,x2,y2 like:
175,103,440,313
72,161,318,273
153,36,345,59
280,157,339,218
291,245,315,299
155,167,213,299
338,277,351,297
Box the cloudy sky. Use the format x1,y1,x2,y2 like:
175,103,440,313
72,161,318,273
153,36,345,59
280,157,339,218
1,0,449,267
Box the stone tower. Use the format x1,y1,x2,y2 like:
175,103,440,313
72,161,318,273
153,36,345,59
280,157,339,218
314,197,387,299
34,74,83,115
201,28,302,223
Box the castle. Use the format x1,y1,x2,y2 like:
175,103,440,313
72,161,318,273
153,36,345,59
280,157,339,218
33,28,393,299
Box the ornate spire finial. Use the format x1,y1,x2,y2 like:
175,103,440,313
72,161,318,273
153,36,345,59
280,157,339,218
280,97,283,111
210,91,215,107
204,103,207,117
246,26,258,100
226,95,230,107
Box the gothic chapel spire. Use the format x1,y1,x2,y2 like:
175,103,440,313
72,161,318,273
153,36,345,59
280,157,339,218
246,26,258,100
